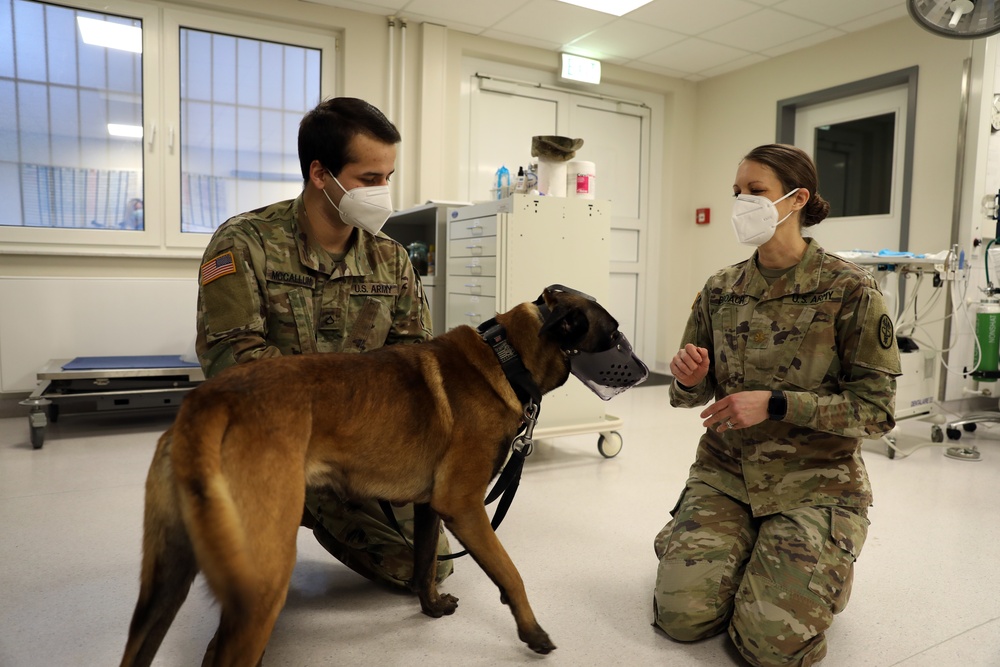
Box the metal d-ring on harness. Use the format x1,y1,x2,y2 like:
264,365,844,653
436,399,539,560
379,318,543,561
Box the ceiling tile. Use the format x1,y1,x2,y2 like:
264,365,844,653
566,18,686,60
301,0,409,12
761,27,844,58
398,13,485,35
771,0,903,28
479,28,564,52
697,53,768,78
639,37,753,74
489,0,616,45
402,0,529,30
624,0,762,36
837,5,908,33
699,8,827,53
626,59,692,80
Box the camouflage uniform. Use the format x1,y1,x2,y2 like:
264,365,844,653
195,192,453,589
653,239,900,666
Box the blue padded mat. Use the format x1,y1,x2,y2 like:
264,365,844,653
62,355,201,371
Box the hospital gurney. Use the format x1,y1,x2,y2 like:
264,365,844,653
20,356,204,449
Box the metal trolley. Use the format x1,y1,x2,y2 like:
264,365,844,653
20,356,204,449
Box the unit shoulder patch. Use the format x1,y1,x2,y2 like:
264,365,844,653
878,313,894,349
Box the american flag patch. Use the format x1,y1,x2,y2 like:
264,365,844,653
200,251,236,285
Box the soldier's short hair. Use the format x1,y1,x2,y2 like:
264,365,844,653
298,97,400,180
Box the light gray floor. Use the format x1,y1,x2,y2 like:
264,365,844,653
1,383,999,666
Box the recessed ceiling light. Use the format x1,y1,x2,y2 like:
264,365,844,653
77,17,142,53
554,0,654,17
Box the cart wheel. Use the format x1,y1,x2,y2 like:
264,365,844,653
963,423,977,433
27,409,48,450
946,427,962,441
597,431,623,458
885,435,896,459
30,424,45,449
931,425,944,443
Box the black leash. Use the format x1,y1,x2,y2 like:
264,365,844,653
379,318,542,560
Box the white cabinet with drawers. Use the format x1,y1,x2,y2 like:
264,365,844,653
446,195,624,449
384,202,468,336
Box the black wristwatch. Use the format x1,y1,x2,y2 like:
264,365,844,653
768,390,787,421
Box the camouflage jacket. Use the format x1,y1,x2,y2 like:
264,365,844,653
669,239,901,516
196,192,431,378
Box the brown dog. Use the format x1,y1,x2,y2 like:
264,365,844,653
119,286,626,666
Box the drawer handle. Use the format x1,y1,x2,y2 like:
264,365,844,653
468,224,484,236
464,283,482,294
465,264,483,275
464,312,481,321
466,244,483,256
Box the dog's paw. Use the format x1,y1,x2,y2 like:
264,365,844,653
521,627,556,655
420,593,459,618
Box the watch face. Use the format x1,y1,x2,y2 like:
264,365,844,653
769,392,786,419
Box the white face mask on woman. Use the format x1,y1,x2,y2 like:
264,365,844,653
730,188,800,246
322,173,393,235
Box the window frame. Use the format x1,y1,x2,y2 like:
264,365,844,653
0,0,337,258
160,7,336,250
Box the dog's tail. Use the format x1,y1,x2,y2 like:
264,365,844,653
170,402,255,616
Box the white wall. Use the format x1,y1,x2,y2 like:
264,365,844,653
0,277,198,392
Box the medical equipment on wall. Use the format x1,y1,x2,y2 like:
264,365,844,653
846,248,970,456
933,196,1000,460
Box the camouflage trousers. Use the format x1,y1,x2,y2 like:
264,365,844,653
305,487,454,590
652,480,868,667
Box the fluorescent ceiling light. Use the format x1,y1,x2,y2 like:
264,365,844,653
554,0,654,16
107,124,143,138
77,17,142,53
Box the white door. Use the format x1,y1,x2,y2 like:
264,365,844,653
463,64,653,360
569,98,649,346
795,85,909,254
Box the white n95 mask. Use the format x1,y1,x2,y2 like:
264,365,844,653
731,188,800,246
323,173,393,235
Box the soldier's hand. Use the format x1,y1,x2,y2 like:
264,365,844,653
670,344,710,388
700,391,770,432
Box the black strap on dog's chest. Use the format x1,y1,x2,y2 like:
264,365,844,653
476,318,542,405
378,319,542,561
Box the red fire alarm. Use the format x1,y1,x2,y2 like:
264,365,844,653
696,208,710,225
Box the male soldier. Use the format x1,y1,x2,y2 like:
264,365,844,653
195,97,452,589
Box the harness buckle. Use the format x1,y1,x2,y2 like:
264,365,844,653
512,400,539,456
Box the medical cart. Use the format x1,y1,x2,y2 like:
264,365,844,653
20,356,204,449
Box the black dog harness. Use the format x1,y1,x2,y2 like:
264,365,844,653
380,317,544,561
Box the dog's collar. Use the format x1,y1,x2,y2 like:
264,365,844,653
477,318,542,406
